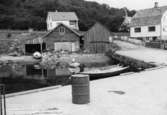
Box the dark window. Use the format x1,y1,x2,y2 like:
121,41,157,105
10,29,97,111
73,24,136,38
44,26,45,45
50,23,52,28
146,37,150,41
152,37,157,41
148,26,156,32
7,33,12,38
136,37,143,40
134,27,141,32
59,27,65,35
69,20,76,25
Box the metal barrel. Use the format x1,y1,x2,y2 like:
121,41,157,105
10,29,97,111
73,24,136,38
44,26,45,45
71,74,90,104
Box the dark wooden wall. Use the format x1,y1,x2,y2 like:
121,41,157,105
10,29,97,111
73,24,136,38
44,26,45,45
43,24,80,50
84,23,112,53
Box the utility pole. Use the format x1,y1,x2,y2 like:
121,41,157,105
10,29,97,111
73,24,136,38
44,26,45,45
154,1,163,48
156,4,163,48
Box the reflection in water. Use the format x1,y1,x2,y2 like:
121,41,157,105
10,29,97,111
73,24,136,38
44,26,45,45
0,63,71,94
0,63,130,94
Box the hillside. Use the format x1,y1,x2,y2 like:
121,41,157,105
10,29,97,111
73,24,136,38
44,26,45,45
0,0,135,31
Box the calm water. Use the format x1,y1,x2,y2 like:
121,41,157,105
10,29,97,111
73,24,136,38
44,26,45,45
0,63,71,94
0,62,132,94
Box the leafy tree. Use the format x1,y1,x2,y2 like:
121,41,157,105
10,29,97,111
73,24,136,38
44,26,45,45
0,0,136,32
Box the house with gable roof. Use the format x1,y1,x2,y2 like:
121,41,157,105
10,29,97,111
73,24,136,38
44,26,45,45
10,23,83,55
43,23,84,52
19,12,82,54
46,11,79,31
130,2,167,42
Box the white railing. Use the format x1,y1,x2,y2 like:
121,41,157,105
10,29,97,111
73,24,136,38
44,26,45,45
114,36,144,46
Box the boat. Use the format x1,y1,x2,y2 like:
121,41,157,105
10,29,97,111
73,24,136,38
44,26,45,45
80,65,129,79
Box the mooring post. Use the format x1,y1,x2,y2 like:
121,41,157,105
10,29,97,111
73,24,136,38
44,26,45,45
71,74,90,104
3,85,6,115
0,88,2,115
0,84,6,115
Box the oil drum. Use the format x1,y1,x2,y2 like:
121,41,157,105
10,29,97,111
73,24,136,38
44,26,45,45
71,74,90,104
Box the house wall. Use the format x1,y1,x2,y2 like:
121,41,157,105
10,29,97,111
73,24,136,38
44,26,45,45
47,20,78,31
44,25,80,51
54,41,79,52
130,25,161,38
130,10,167,40
84,23,112,53
162,10,167,40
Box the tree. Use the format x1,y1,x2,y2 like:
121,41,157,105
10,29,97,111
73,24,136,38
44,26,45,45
0,0,136,31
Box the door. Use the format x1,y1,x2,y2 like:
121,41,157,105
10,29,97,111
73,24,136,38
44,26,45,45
54,42,73,52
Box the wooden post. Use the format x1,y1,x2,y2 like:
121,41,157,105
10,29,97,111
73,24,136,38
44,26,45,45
0,92,2,115
3,86,6,115
40,43,43,54
0,84,6,115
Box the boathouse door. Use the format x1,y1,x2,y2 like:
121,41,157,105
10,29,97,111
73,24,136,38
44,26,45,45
25,43,46,55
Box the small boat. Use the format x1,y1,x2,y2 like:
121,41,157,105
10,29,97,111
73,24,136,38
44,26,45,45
80,65,129,79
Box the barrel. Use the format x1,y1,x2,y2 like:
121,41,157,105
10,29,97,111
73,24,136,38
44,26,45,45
71,74,90,104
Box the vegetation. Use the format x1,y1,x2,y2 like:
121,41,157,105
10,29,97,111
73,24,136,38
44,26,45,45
0,0,135,32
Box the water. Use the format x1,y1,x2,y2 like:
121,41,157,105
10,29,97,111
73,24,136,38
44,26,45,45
0,63,71,94
0,62,132,94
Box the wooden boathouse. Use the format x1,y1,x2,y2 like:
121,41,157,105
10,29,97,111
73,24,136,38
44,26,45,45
83,22,112,53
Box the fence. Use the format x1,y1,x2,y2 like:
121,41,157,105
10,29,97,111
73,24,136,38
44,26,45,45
114,36,144,46
145,41,161,49
0,84,6,115
144,41,167,49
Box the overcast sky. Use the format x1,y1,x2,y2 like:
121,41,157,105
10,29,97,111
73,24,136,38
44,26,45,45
85,0,167,10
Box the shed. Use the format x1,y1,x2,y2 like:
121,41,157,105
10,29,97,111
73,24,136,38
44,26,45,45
16,32,46,55
84,23,112,53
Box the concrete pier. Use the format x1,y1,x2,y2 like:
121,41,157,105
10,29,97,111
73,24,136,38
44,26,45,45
6,66,167,115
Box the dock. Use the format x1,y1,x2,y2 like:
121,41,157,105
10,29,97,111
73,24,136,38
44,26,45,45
6,66,167,115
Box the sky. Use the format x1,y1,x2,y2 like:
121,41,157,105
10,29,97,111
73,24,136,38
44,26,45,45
85,0,167,10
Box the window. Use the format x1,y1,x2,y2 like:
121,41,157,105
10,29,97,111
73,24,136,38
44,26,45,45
148,26,156,32
152,37,157,41
163,26,167,32
59,27,65,35
134,27,141,32
70,20,76,25
50,23,52,28
145,37,150,42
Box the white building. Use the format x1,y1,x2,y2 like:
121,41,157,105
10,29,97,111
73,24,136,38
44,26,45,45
130,2,167,42
46,11,79,31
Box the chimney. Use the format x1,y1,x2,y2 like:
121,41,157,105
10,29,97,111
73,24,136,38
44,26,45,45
154,2,158,8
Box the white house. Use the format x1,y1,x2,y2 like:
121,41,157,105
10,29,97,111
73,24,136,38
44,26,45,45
130,2,167,42
46,11,79,31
